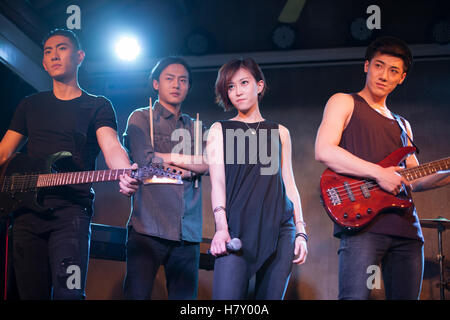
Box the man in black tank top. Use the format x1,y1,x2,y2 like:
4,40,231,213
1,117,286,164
315,36,449,299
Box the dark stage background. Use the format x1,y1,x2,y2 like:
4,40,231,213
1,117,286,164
79,59,450,300
0,0,449,300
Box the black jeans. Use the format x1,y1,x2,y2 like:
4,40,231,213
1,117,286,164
123,227,200,300
212,217,296,300
12,205,91,300
338,232,424,300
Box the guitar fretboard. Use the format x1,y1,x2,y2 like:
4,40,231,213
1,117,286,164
400,158,450,181
37,169,132,187
1,169,132,192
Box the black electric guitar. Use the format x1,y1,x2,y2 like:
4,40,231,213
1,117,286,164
0,151,182,216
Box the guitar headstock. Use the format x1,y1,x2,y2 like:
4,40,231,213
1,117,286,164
134,165,183,185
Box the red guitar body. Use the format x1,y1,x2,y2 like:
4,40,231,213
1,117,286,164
320,146,416,230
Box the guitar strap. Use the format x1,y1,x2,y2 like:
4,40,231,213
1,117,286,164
392,113,420,154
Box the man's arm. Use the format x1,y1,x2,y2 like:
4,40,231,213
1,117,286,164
314,93,406,195
96,126,139,196
0,130,27,165
123,110,154,167
125,109,208,175
154,122,209,175
154,152,208,175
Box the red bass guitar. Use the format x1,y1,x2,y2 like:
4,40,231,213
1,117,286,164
320,146,450,230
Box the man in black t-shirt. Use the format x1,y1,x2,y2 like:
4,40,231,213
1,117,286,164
0,29,139,299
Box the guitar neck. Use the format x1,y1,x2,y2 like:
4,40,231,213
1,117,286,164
399,157,450,181
36,168,132,187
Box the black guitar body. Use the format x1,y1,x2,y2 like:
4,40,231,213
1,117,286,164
0,152,72,216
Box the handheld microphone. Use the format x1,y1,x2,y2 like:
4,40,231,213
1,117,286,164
208,238,242,255
225,238,242,252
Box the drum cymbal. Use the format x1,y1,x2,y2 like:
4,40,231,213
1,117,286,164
420,216,450,229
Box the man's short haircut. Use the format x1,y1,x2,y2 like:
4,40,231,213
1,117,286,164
149,56,192,94
365,36,413,73
215,57,266,111
42,28,82,51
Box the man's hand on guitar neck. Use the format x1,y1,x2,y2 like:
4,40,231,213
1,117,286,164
119,163,140,197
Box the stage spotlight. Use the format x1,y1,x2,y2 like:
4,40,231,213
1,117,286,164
272,24,296,49
115,36,141,61
350,17,373,41
186,32,209,55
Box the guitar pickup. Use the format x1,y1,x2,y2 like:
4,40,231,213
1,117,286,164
343,182,355,202
360,181,371,199
326,188,342,206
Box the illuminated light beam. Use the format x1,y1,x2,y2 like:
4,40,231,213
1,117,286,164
115,36,141,61
278,0,307,23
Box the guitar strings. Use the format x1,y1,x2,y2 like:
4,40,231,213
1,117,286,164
328,158,449,196
3,166,178,191
326,179,378,192
3,169,128,190
326,182,412,203
327,157,449,195
327,163,437,192
326,184,385,203
324,180,390,202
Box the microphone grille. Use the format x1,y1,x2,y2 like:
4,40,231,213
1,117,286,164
228,238,242,251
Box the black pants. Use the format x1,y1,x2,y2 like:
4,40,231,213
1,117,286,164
338,232,424,300
123,227,200,300
12,205,91,300
212,217,296,300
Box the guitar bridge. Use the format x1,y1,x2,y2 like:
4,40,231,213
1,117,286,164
326,188,341,206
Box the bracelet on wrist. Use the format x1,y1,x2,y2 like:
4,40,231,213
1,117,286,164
295,232,308,242
213,206,226,214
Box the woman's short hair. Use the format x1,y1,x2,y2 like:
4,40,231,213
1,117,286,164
215,57,266,111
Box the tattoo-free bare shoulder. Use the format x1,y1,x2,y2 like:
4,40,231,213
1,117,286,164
323,93,355,128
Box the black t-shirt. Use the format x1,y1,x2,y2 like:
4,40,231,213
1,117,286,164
8,90,117,208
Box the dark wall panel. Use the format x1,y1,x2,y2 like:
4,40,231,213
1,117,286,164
85,58,450,299
1,57,448,300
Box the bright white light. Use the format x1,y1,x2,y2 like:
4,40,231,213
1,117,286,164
115,36,141,61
